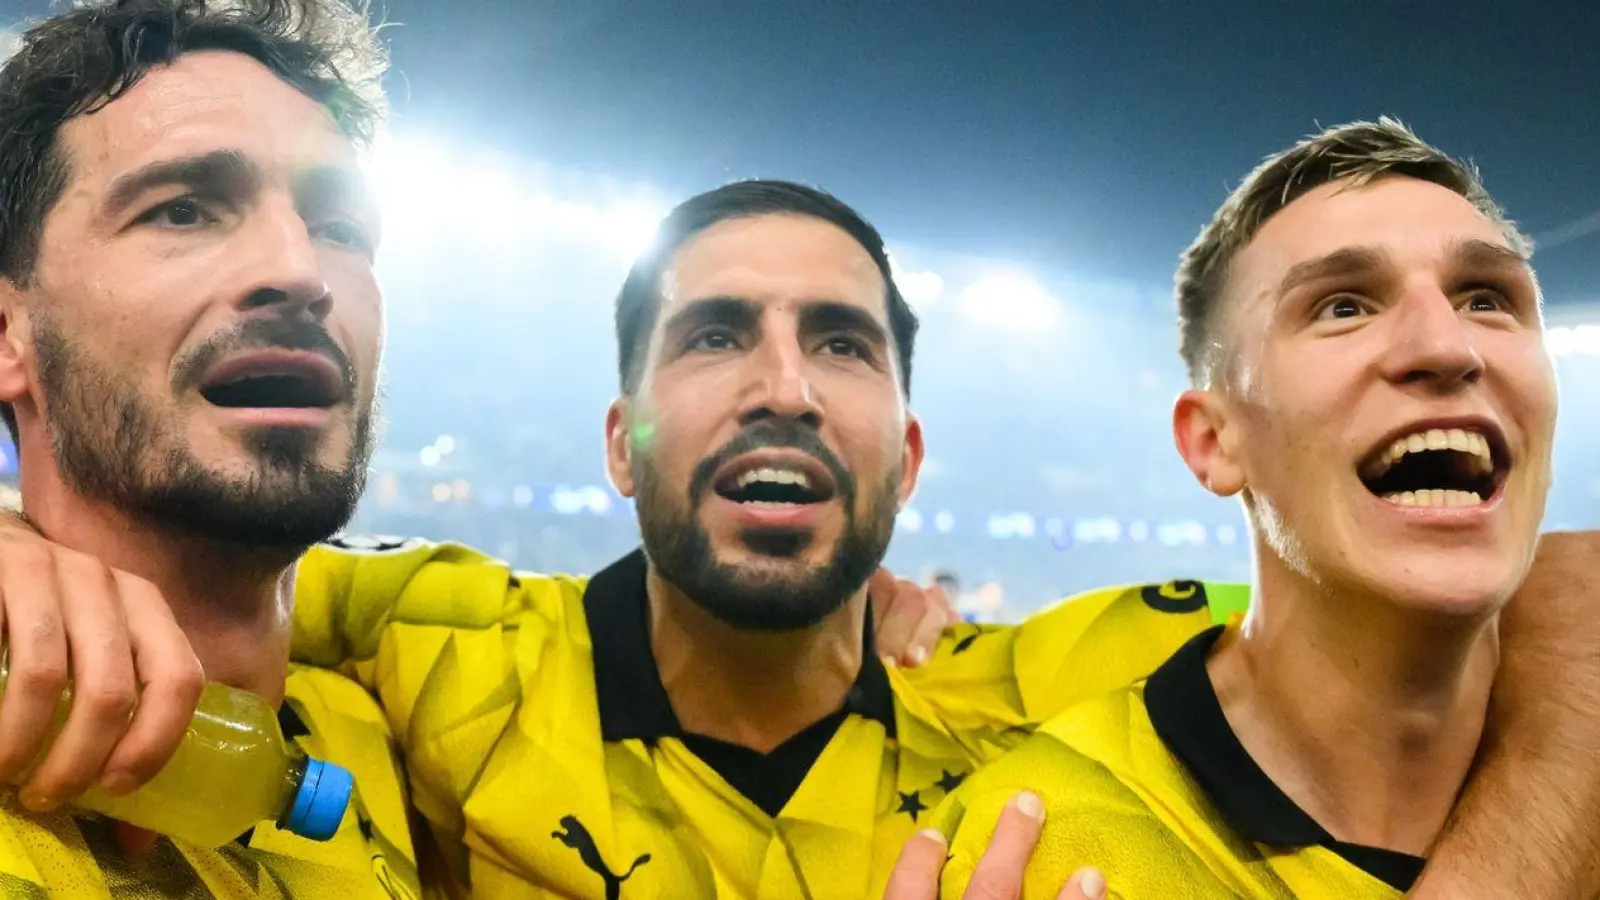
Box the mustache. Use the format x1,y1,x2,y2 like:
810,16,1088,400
689,418,855,505
172,318,356,396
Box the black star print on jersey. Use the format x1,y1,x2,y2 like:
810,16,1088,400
897,790,930,822
934,770,967,794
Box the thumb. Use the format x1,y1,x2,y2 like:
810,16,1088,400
1059,867,1106,900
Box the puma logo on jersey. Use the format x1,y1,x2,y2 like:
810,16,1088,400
552,815,651,900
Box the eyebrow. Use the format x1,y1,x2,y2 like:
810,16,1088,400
1273,245,1390,299
660,295,761,336
103,149,261,217
799,301,890,347
1448,237,1529,272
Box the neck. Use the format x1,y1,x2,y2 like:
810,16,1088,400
1209,554,1498,856
20,463,296,705
647,567,866,753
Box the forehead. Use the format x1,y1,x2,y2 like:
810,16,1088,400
1230,176,1516,294
660,213,888,319
58,50,357,184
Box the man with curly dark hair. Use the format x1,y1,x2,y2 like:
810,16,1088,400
0,2,419,897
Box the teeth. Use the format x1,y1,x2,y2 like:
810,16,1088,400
1381,489,1483,508
734,467,812,491
1375,427,1494,476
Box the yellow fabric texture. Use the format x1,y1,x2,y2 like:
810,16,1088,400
936,679,1402,899
290,537,1234,899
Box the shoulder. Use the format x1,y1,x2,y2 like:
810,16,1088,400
301,535,587,628
938,688,1226,898
1009,580,1247,718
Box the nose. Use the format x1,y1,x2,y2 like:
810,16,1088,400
236,197,332,322
736,328,823,429
1378,285,1484,393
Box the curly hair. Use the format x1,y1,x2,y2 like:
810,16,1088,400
0,0,388,283
0,0,387,445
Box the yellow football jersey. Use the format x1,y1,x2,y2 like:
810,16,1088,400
291,536,1245,899
0,664,422,900
937,626,1424,899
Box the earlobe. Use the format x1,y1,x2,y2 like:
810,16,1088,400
1173,389,1245,497
604,398,636,498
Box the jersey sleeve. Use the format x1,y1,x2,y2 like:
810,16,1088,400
288,534,582,884
290,535,553,670
904,581,1250,735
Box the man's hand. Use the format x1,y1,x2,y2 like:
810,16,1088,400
882,792,1107,900
0,514,203,819
870,568,960,668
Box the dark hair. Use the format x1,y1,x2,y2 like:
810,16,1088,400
1174,117,1529,386
614,179,920,398
0,0,388,445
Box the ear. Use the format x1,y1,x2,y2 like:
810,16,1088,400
604,397,636,498
0,280,31,408
1173,388,1245,497
896,413,925,508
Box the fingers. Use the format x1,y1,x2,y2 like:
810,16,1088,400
1058,868,1107,900
20,554,137,809
882,828,949,899
964,792,1046,900
0,545,70,794
868,568,902,632
99,571,203,794
876,578,930,667
904,586,957,668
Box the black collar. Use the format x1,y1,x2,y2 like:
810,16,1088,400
1145,626,1427,892
584,548,897,743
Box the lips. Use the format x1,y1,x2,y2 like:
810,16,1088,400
197,349,346,409
1356,417,1511,508
712,450,838,506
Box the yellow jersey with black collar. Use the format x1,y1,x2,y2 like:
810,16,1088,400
0,663,422,900
290,535,1249,899
936,626,1423,899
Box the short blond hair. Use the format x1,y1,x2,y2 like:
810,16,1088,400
1174,118,1530,385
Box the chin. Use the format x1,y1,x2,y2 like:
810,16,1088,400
1357,553,1523,621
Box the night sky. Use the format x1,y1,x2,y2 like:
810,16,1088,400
5,0,1596,303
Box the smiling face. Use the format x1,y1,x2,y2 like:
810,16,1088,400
1176,175,1557,615
606,213,923,630
0,51,384,549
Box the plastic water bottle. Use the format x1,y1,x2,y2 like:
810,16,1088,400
0,650,353,847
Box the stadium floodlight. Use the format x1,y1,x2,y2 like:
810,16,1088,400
957,271,1062,331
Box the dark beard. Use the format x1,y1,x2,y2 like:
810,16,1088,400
632,418,899,631
34,317,373,555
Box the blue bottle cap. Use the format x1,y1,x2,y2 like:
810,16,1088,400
285,758,353,841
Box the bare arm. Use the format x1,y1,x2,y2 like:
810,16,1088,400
1413,530,1600,898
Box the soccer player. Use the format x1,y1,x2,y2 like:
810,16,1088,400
282,181,1235,898
935,119,1574,898
0,1,419,897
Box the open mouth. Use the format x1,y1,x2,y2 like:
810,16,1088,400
713,458,837,507
198,352,344,410
1358,424,1509,508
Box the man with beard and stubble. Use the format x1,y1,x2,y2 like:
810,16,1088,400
250,180,1213,898
0,1,419,897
